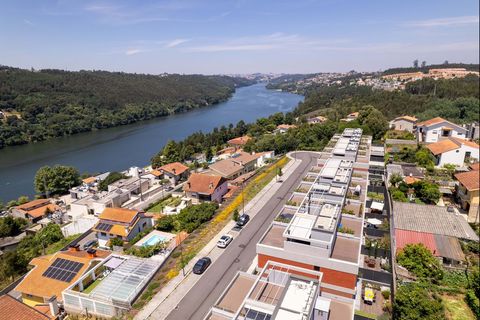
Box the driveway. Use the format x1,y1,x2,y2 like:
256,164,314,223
161,151,318,320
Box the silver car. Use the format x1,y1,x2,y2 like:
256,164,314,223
217,235,233,248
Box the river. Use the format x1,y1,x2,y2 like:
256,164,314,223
0,83,303,202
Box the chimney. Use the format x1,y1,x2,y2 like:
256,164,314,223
172,168,176,175
209,182,214,189
187,182,191,189
48,296,59,317
68,244,80,252
87,248,97,258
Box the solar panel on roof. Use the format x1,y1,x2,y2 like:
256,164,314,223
42,258,84,282
96,223,113,232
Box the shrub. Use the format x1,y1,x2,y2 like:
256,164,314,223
465,289,480,319
396,243,444,280
393,283,445,320
109,237,124,249
156,215,176,232
382,290,391,300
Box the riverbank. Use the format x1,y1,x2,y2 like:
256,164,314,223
0,84,303,201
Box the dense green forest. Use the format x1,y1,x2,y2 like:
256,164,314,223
294,74,480,124
0,66,254,148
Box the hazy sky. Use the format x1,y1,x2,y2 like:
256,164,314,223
1,0,479,74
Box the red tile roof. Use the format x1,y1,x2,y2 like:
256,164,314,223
158,162,189,176
426,139,460,155
470,163,480,171
416,117,446,127
0,295,52,320
184,173,226,195
395,229,438,255
227,136,251,146
455,170,480,191
98,207,139,224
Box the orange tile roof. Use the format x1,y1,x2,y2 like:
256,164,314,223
348,112,359,118
209,152,260,177
184,173,226,195
450,137,480,149
227,135,251,146
82,176,96,184
158,162,189,176
404,176,421,184
426,139,460,155
150,169,162,177
470,163,480,171
455,170,480,191
15,199,51,210
276,124,297,130
26,204,59,219
416,117,446,127
0,295,52,320
395,115,417,122
98,207,139,224
15,250,110,302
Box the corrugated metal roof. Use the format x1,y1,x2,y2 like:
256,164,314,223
434,234,465,262
395,229,438,254
393,202,479,241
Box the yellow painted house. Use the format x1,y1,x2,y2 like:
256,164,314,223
455,168,480,223
15,246,110,307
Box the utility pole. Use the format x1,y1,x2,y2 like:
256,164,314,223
242,178,246,215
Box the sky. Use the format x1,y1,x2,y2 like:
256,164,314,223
0,0,479,74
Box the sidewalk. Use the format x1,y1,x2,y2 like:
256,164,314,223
135,155,302,320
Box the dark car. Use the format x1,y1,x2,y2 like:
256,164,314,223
193,257,212,274
82,239,98,250
236,214,250,227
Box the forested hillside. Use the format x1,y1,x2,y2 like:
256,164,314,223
382,63,479,75
0,66,254,148
294,74,479,124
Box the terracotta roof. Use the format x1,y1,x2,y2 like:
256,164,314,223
426,139,460,155
150,170,162,177
276,124,297,130
158,162,189,176
184,173,226,195
470,163,480,171
82,176,96,184
209,152,259,177
404,176,420,184
348,112,359,118
395,229,437,255
455,170,480,191
227,136,251,146
450,137,480,149
416,117,446,127
15,199,50,210
394,115,417,122
0,295,52,320
98,207,139,224
15,250,110,302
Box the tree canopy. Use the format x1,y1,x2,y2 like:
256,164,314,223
34,165,81,195
396,243,444,280
393,283,445,320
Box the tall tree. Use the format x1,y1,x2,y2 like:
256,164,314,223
413,59,419,68
34,165,81,196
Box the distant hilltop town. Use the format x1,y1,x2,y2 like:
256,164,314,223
382,68,480,82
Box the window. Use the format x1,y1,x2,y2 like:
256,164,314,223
442,130,450,137
432,130,437,134
314,266,320,271
101,232,106,236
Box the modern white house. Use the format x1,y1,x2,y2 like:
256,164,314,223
416,117,467,143
426,137,479,167
388,115,417,133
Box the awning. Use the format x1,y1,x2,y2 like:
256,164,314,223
104,256,126,269
367,218,382,226
364,288,375,301
370,201,384,211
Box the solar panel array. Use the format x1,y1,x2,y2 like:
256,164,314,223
42,258,84,282
96,223,113,232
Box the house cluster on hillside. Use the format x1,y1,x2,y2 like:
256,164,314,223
382,68,479,83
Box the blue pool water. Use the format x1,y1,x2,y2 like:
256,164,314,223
143,234,167,247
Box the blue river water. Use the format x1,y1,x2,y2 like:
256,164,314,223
0,83,303,201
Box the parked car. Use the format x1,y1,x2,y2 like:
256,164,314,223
82,239,98,250
165,186,174,191
217,235,233,248
236,214,250,227
193,257,212,274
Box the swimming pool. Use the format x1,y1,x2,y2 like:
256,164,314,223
142,234,168,247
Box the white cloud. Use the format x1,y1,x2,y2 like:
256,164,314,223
406,16,479,27
125,49,143,56
165,39,190,48
23,19,34,26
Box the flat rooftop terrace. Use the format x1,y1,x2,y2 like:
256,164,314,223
329,300,354,320
261,224,286,249
215,273,256,313
331,236,360,263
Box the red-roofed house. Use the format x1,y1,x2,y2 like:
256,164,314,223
157,162,189,185
227,136,251,149
183,173,228,203
11,199,60,223
426,137,479,167
389,115,417,132
416,117,467,143
0,294,56,320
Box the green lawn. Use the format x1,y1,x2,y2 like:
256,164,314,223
83,278,102,294
443,295,476,320
46,234,82,254
147,196,182,213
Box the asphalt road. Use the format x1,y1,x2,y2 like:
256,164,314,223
163,152,318,320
